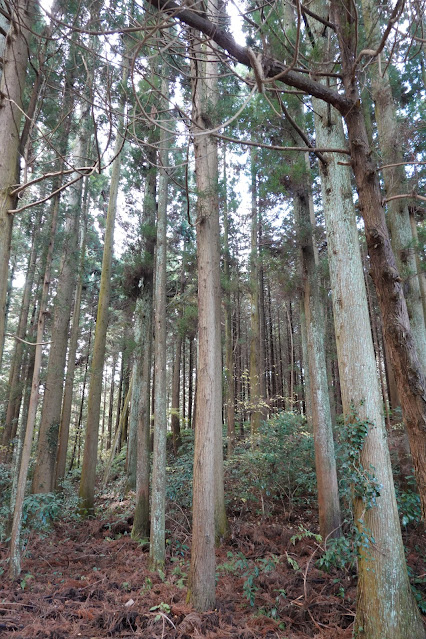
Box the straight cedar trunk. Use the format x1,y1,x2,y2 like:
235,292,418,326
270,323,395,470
276,0,342,532
307,3,425,634
187,334,194,430
293,174,341,540
360,0,426,369
249,148,262,439
1,210,41,455
331,0,426,529
222,147,236,456
55,197,89,487
170,331,182,455
9,188,61,580
149,74,169,570
189,0,227,609
409,207,426,321
131,142,157,539
266,280,277,408
315,110,423,638
79,53,129,516
33,108,85,494
118,318,132,451
299,303,313,427
0,0,32,368
170,258,185,455
106,357,117,451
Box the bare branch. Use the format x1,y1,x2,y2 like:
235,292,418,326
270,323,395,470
383,192,426,205
6,334,51,346
8,167,98,215
10,165,97,196
212,133,351,155
353,0,405,69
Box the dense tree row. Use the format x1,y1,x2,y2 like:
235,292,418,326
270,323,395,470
0,0,425,637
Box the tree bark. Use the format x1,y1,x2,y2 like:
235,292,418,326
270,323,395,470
306,12,423,636
249,148,262,439
132,140,157,538
55,197,89,487
1,209,41,456
150,74,169,570
170,330,182,455
9,184,61,579
294,176,341,539
222,146,236,456
189,3,227,608
79,52,128,516
331,0,426,527
32,90,85,494
360,0,426,369
0,0,32,368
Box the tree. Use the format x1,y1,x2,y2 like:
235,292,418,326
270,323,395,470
0,0,33,367
188,0,227,609
150,73,170,570
79,50,129,515
32,43,86,493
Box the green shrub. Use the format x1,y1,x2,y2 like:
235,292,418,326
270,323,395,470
166,429,194,509
0,463,11,541
226,412,316,513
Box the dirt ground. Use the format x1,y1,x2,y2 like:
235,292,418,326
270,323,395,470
0,495,425,639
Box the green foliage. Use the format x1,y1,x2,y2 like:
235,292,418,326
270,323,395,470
0,463,11,542
395,479,422,527
166,430,194,508
315,406,381,573
217,551,280,607
22,492,64,531
336,405,382,512
290,525,322,546
150,602,171,622
226,412,316,514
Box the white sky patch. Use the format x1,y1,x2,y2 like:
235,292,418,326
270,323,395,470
227,1,246,46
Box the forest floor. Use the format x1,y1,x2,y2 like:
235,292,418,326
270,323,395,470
0,488,425,639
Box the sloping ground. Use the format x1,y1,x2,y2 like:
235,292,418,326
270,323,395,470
0,499,424,639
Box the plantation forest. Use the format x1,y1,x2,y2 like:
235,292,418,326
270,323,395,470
0,0,425,637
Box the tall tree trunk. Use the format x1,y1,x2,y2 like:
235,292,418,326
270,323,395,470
333,0,426,529
306,13,422,638
79,52,128,516
222,146,236,456
33,86,86,494
171,331,182,454
106,357,117,451
360,0,426,369
294,174,341,539
187,334,194,430
55,199,89,487
69,317,93,472
131,140,157,538
150,75,169,570
9,184,61,579
1,209,41,456
189,2,227,608
0,0,32,367
249,148,262,439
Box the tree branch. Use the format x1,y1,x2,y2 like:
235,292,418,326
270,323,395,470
144,0,354,115
212,132,350,155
